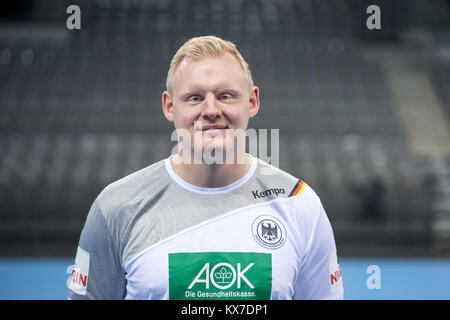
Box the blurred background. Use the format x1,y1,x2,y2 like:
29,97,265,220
0,0,449,299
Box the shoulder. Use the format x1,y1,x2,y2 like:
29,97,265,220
252,157,321,202
95,158,170,219
251,157,299,196
292,182,322,210
253,157,324,218
286,181,331,248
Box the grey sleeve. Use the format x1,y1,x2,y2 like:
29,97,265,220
68,200,127,300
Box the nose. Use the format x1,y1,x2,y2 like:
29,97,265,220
201,93,222,121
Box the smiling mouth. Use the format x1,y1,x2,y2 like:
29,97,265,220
200,125,228,131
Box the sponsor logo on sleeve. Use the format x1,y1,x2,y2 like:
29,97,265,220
69,247,90,295
329,250,343,293
169,252,272,300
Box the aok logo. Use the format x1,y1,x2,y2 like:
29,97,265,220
188,262,255,290
169,252,272,300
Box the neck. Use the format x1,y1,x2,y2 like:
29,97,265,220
170,152,252,188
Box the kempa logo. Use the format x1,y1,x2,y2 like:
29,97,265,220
252,188,285,199
252,215,287,249
169,252,272,300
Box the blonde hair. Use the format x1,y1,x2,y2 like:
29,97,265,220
166,35,254,94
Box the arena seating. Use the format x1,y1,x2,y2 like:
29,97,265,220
0,0,447,256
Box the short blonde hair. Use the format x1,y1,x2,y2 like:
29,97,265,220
166,35,254,94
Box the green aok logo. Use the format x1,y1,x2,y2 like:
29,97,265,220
169,252,272,300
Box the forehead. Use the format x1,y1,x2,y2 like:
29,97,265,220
172,53,247,93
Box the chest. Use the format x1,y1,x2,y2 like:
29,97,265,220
123,206,304,300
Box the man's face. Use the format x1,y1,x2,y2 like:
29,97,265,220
162,52,259,162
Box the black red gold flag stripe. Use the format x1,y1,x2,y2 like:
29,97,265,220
288,180,306,197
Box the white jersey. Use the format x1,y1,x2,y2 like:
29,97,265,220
68,155,343,300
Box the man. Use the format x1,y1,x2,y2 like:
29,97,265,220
68,35,343,300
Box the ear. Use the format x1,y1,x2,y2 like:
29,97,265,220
162,91,174,122
248,86,260,118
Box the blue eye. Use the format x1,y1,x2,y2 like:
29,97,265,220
219,93,232,100
188,95,202,102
